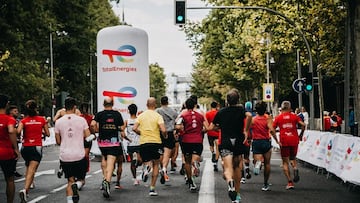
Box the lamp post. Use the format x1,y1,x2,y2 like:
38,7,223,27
49,24,54,120
49,24,68,120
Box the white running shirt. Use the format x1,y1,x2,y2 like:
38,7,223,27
55,114,88,162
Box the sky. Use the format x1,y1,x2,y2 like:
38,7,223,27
111,0,209,75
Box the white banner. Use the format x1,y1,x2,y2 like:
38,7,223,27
97,26,149,118
297,130,360,185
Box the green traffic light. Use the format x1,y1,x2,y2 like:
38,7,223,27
177,16,184,22
305,84,313,91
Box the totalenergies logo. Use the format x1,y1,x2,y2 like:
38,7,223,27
102,45,136,63
103,87,137,104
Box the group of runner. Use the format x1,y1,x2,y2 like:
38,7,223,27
0,89,306,203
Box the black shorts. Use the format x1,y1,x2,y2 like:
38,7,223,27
0,159,16,178
127,145,141,154
21,146,43,166
207,135,218,147
99,146,123,157
180,143,203,156
162,131,176,149
220,137,247,157
140,143,162,162
252,139,272,154
60,157,87,180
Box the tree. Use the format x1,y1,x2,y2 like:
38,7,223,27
0,0,119,115
185,0,346,112
149,63,166,106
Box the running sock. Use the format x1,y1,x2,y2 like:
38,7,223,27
76,181,83,190
150,186,155,190
228,179,235,190
67,196,74,203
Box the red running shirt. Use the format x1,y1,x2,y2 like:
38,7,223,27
273,112,301,146
20,116,46,147
0,114,16,160
251,115,270,140
206,109,219,138
180,110,204,144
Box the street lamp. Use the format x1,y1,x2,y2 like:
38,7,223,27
49,24,68,120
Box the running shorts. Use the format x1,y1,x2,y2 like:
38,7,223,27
252,139,272,154
21,146,43,166
140,143,162,162
61,157,87,180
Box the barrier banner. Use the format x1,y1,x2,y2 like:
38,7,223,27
339,137,360,185
297,131,360,185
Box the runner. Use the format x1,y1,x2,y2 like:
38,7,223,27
90,96,125,198
176,98,209,192
6,105,22,178
273,101,305,190
250,101,277,191
17,100,50,203
133,97,166,196
125,104,142,185
205,101,220,172
54,97,91,203
0,94,19,203
79,102,95,189
209,89,252,203
156,96,178,184
241,101,254,184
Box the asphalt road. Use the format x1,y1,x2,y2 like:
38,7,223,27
1,137,360,203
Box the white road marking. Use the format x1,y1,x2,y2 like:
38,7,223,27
198,159,215,203
15,169,55,183
28,195,47,203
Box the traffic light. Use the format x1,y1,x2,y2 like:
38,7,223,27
305,72,313,91
175,0,186,25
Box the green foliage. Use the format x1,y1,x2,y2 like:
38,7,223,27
185,0,346,103
149,63,166,107
0,0,119,115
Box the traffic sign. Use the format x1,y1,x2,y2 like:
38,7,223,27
292,79,305,93
263,83,274,102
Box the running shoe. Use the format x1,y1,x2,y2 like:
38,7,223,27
71,183,79,203
115,182,122,190
14,171,22,177
19,189,27,203
164,172,170,182
134,179,140,185
160,170,165,184
180,163,185,175
193,161,200,177
245,167,251,179
211,152,216,163
213,164,218,172
286,182,295,190
228,180,237,201
149,189,158,196
254,161,261,175
112,170,117,177
232,194,241,203
189,177,197,192
30,181,35,189
170,167,176,174
142,165,150,182
185,176,189,185
102,180,110,198
240,177,246,184
57,167,63,179
293,169,300,183
262,183,270,191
